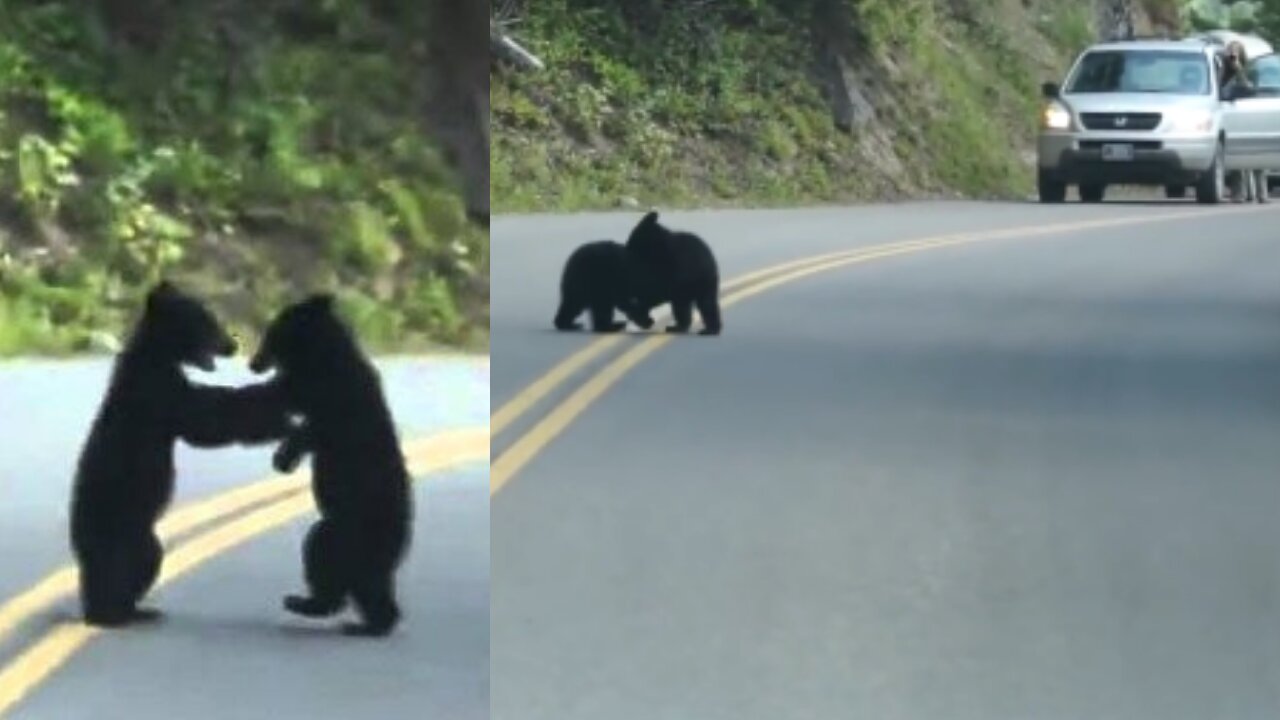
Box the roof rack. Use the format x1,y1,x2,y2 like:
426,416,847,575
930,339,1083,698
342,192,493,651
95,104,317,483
1098,34,1224,50
1107,33,1176,42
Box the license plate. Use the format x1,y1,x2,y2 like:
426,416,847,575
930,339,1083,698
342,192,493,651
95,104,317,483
1101,143,1134,161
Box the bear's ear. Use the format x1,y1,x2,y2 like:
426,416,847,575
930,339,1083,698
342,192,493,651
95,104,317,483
146,280,177,311
639,210,660,226
303,293,336,313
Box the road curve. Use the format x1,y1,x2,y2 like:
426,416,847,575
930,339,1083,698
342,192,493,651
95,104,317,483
0,356,489,719
493,201,1280,720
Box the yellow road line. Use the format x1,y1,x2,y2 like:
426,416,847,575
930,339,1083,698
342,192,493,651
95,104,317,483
491,338,624,435
490,204,1275,495
0,478,305,653
0,425,488,715
488,206,1267,440
490,274,762,436
488,239,942,437
0,427,485,691
491,335,674,496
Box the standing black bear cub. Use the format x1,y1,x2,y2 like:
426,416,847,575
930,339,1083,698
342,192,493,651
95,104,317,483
71,281,290,627
250,295,412,638
625,211,722,335
554,240,656,333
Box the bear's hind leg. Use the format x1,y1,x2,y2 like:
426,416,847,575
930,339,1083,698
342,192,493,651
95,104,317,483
666,296,693,333
695,290,722,336
124,532,165,622
554,296,585,331
81,541,157,627
79,548,129,627
344,575,401,638
589,302,626,333
284,520,349,618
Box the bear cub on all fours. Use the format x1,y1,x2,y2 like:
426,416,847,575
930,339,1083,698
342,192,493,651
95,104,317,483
554,239,656,333
70,281,291,628
249,295,412,638
625,210,722,335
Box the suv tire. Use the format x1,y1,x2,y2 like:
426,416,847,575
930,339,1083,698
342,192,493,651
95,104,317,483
1196,142,1225,205
1038,171,1067,203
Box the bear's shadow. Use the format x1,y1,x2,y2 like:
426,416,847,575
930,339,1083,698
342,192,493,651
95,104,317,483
539,327,656,337
37,606,354,641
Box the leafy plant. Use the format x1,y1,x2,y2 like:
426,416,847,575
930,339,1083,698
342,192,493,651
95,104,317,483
14,133,79,219
0,0,488,355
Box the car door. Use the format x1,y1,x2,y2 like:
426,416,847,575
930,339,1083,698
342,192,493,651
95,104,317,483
1222,53,1280,170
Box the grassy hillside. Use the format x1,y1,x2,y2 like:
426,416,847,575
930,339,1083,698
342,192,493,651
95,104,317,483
0,1,488,356
492,0,1182,213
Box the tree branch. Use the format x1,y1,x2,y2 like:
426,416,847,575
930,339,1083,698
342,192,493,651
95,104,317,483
491,20,544,70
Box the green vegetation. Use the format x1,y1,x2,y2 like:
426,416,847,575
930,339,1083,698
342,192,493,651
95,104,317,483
492,0,1192,213
1187,0,1259,30
1188,0,1280,38
0,1,487,356
1038,3,1097,53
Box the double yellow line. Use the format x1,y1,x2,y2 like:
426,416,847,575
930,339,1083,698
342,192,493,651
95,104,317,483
0,425,489,714
490,204,1275,496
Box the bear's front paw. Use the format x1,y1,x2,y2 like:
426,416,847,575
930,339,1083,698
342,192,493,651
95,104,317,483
273,447,303,474
633,315,655,330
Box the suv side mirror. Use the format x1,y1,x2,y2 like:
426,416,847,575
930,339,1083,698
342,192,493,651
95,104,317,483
1041,82,1061,99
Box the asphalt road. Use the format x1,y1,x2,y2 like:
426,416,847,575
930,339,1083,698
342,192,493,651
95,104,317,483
492,200,1280,720
0,356,489,719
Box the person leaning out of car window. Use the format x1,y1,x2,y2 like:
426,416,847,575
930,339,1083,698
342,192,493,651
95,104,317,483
1219,41,1261,202
1220,41,1253,92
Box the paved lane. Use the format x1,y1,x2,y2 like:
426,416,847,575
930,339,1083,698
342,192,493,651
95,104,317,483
491,201,1223,407
0,356,488,719
13,465,488,720
493,202,1280,719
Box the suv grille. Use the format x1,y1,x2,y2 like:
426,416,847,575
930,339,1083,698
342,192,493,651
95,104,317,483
1079,112,1162,131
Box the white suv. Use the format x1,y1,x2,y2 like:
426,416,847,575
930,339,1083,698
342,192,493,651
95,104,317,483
1037,36,1280,204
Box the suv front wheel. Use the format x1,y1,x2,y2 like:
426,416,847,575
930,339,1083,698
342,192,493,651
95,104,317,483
1195,141,1225,205
1080,184,1106,203
1038,170,1066,203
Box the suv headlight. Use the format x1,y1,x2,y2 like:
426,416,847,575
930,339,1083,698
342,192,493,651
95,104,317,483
1040,101,1072,131
1166,108,1214,133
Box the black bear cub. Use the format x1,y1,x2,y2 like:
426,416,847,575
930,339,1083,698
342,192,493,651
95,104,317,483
625,211,722,335
249,295,412,638
70,281,290,627
554,239,657,333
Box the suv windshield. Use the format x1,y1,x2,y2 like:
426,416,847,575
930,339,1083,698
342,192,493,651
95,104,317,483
1066,50,1210,95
